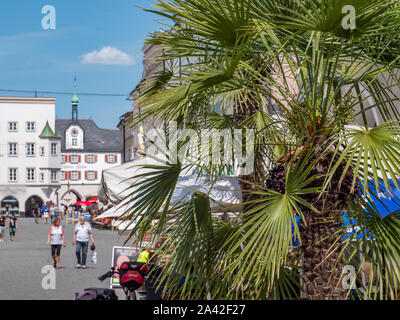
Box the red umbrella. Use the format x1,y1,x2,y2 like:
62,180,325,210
76,201,92,206
89,197,98,203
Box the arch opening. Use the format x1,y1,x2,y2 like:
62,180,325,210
1,196,19,216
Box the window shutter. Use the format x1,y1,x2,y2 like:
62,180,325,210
78,155,81,163
85,171,88,180
78,171,81,180
115,155,118,163
95,171,98,180
94,155,98,163
85,155,88,163
105,155,108,163
69,155,72,163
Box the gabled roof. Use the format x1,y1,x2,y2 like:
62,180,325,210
55,119,121,153
40,121,60,139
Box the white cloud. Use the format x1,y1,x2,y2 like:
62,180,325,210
80,46,135,66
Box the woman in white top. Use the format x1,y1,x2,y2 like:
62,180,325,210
43,208,49,224
46,218,66,269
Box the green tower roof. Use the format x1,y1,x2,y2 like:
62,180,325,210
39,121,60,139
72,77,79,106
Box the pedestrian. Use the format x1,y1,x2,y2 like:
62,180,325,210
0,212,6,243
8,213,18,242
33,204,40,224
137,246,152,263
49,204,56,223
4,204,9,217
59,204,66,220
43,207,49,224
46,217,66,269
72,216,95,269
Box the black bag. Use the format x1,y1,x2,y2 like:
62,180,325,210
75,287,118,300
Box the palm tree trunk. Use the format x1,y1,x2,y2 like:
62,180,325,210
299,208,347,300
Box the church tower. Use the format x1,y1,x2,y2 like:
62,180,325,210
72,78,79,121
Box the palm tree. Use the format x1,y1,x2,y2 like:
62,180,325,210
124,0,400,300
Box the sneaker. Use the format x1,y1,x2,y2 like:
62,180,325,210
76,264,81,269
82,265,86,269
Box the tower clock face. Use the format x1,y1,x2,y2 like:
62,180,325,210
71,128,79,137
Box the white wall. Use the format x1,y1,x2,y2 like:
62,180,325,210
60,152,121,185
0,97,61,212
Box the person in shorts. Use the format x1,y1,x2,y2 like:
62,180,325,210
47,217,66,269
0,212,6,243
43,208,49,224
8,213,18,241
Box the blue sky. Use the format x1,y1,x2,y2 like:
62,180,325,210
0,0,162,129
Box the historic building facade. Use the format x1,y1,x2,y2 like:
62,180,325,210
56,87,121,205
0,97,62,216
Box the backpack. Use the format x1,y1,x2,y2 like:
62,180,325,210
119,262,145,290
75,287,118,300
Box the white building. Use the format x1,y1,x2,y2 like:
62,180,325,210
56,86,121,205
0,97,61,216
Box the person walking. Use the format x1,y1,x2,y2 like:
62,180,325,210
72,216,95,269
4,205,10,217
59,204,66,220
43,207,49,224
49,204,56,223
8,213,18,242
0,212,6,243
33,204,40,224
46,218,66,269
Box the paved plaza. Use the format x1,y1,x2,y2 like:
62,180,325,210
0,218,130,300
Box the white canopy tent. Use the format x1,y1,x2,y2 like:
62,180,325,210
96,157,243,228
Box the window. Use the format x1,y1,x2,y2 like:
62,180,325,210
8,143,17,156
51,171,57,182
40,172,45,182
87,171,96,181
40,146,45,156
8,168,17,182
51,143,57,156
27,168,35,182
107,154,116,163
61,171,66,181
26,122,36,132
87,154,95,163
8,122,17,132
26,143,35,157
71,155,78,163
72,138,78,147
71,171,79,181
